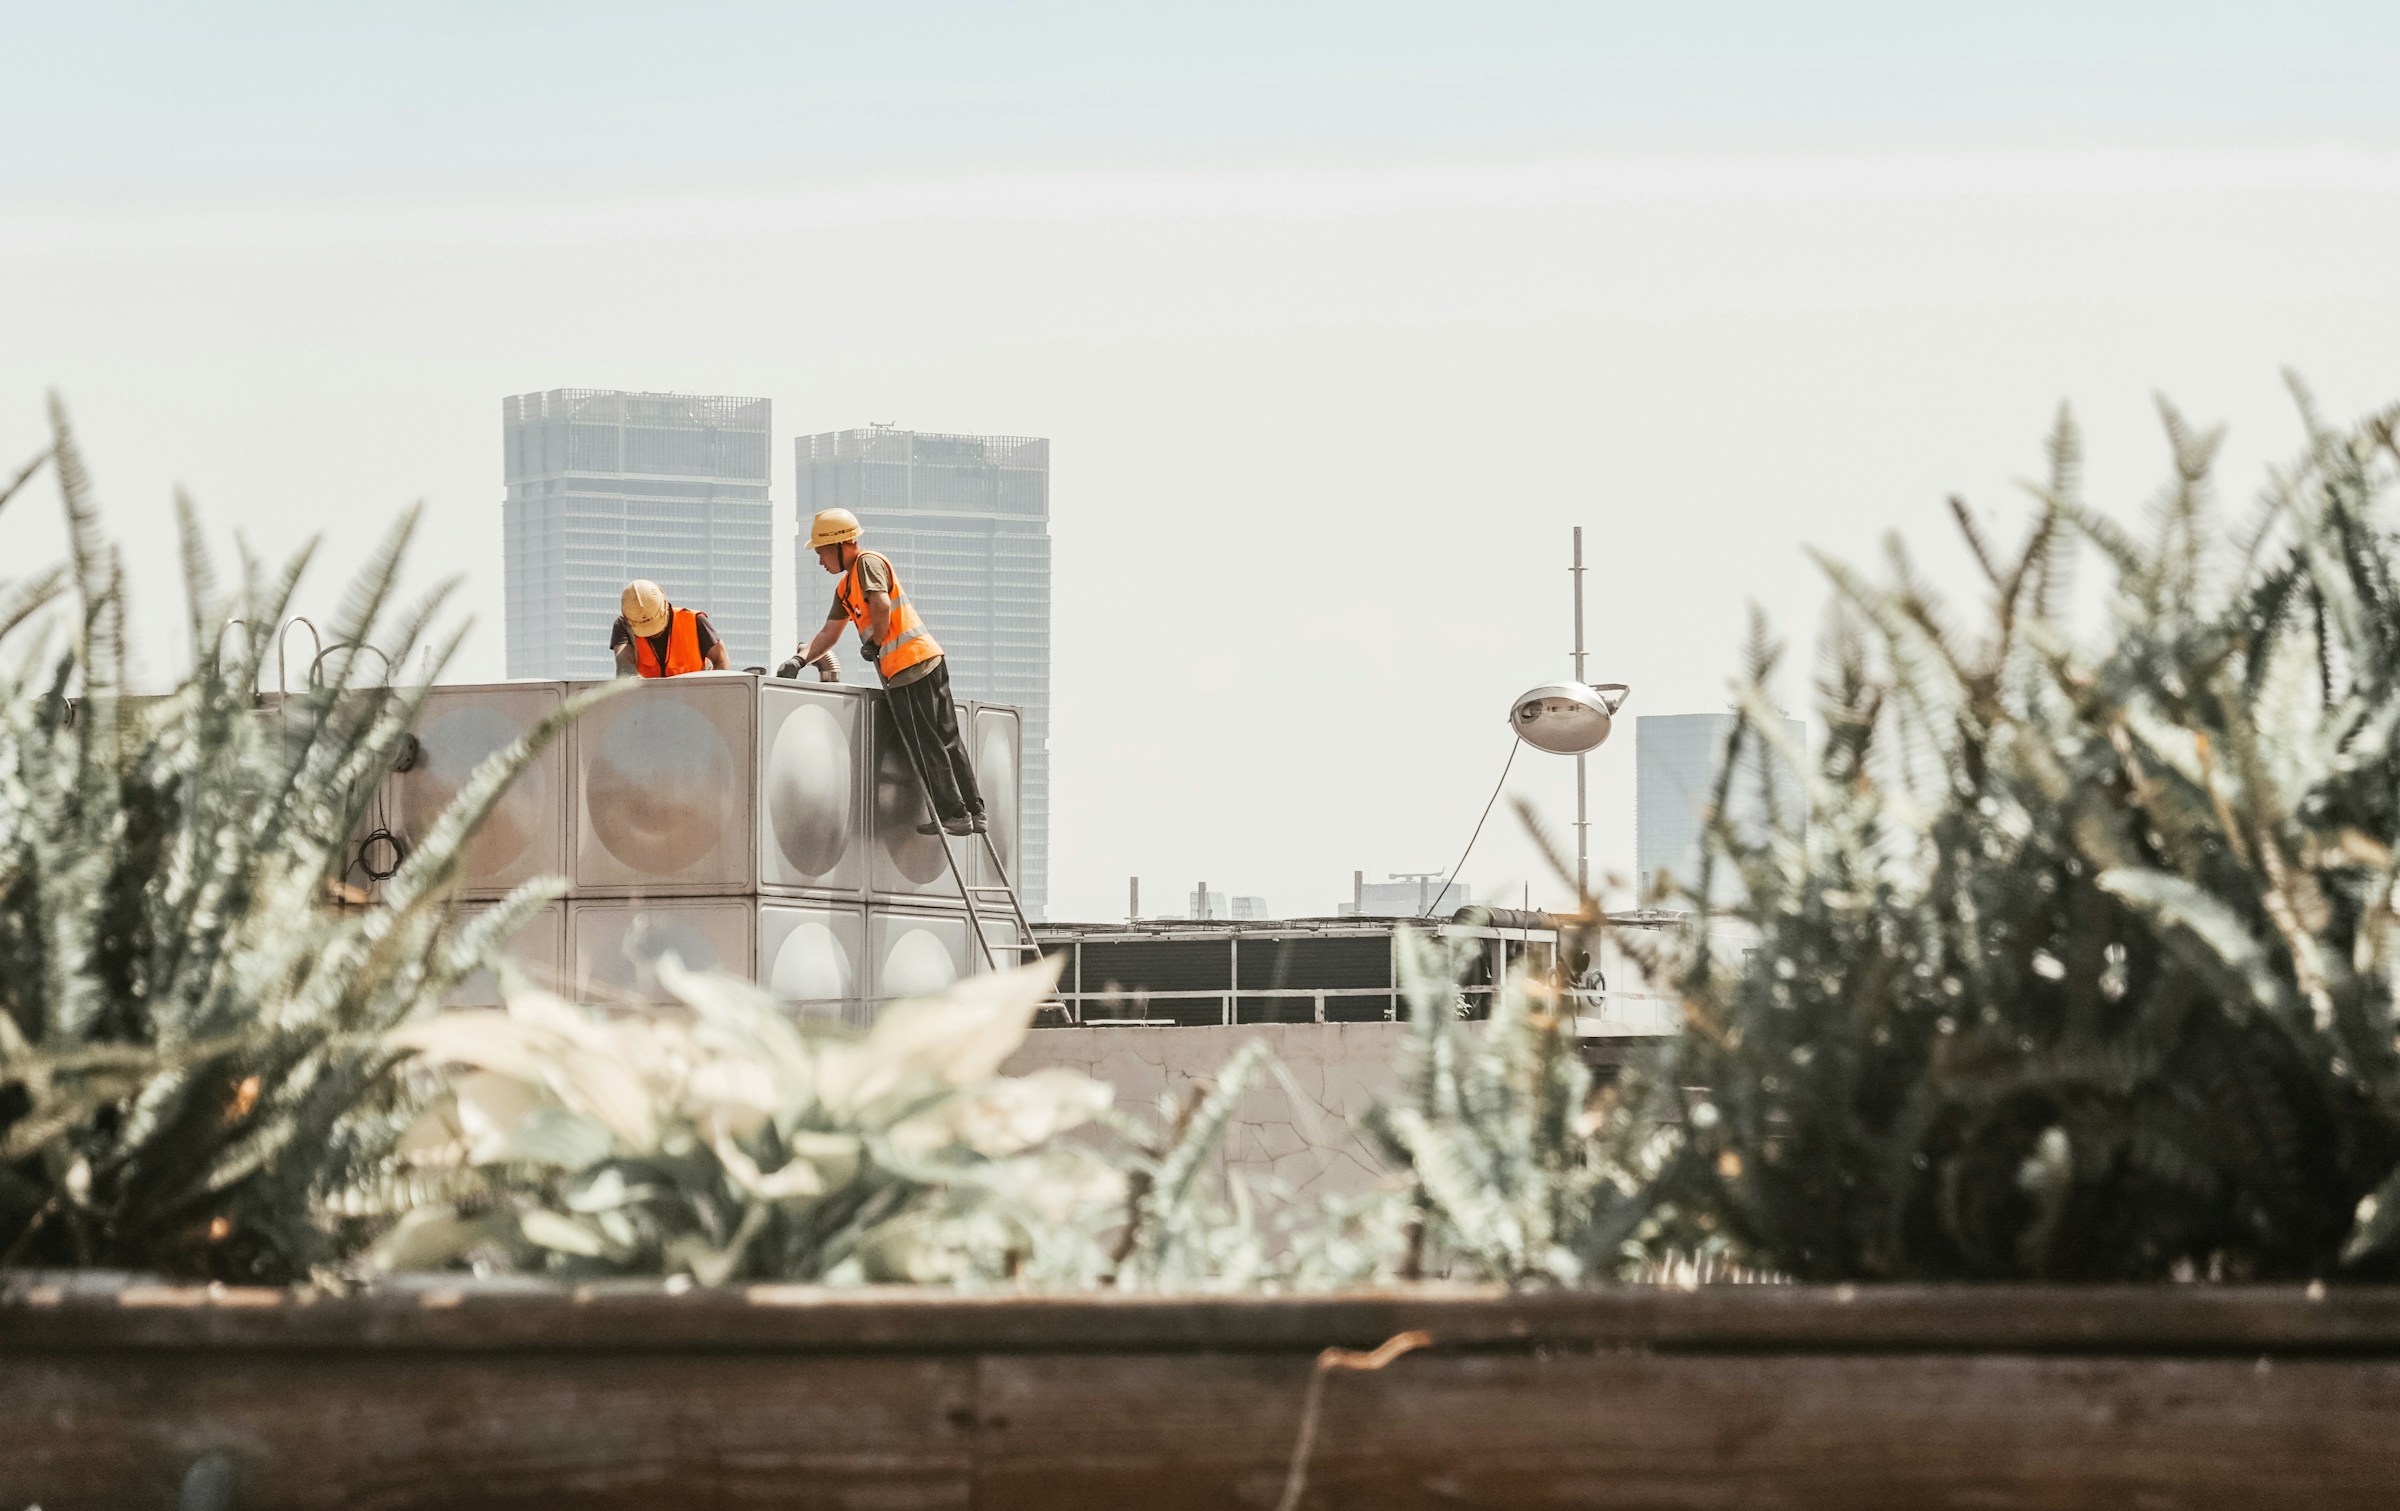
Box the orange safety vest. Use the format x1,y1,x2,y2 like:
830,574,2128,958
632,607,707,678
837,551,941,682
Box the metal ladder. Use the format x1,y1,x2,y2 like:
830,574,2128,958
949,831,1039,974
889,715,1061,1015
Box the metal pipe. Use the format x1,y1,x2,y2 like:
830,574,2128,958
216,617,249,686
1226,934,1238,1028
277,616,322,699
310,639,393,689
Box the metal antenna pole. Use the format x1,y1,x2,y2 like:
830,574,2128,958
1572,526,1589,898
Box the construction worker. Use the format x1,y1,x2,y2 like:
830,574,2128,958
611,579,730,678
792,508,986,836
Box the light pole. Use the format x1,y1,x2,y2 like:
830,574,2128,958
1505,528,1626,904
1572,526,1588,897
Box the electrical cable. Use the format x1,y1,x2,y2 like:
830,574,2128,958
356,826,407,883
350,765,407,885
1420,738,1520,918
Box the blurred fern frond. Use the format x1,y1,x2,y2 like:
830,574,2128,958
1302,921,1673,1289
1652,388,2400,1281
0,401,576,1281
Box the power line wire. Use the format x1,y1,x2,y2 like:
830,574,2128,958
1420,738,1519,918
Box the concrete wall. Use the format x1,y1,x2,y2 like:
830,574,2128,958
1005,1023,1406,1206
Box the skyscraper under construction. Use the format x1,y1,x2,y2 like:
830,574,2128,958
794,426,1052,919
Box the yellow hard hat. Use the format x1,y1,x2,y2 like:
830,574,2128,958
620,579,670,638
810,508,862,549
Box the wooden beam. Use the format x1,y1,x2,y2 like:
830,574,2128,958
4,1352,973,1510
977,1351,2400,1511
12,1279,2400,1509
8,1275,2400,1356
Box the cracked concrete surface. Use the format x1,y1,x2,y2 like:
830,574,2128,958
1005,1023,1408,1207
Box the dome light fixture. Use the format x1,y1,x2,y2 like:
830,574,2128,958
1509,681,1628,756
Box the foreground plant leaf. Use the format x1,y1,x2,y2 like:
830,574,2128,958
1652,387,2400,1281
381,954,1139,1288
0,401,595,1281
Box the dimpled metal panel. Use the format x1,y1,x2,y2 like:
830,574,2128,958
442,902,566,1009
867,698,954,900
395,683,566,896
572,676,753,893
967,703,1021,891
569,899,755,1003
758,684,867,895
757,902,867,1024
870,909,972,1004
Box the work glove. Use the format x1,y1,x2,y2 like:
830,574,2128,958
775,657,803,679
859,638,882,666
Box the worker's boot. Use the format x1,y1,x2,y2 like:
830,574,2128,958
940,814,978,837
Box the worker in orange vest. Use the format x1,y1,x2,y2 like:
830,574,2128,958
790,509,986,836
611,579,731,678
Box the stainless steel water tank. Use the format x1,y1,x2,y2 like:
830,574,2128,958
442,901,566,1009
395,683,568,897
570,675,886,899
756,901,868,1024
568,898,757,1003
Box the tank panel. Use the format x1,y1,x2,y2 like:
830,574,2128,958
569,898,756,1003
869,908,973,1006
757,901,869,1025
442,901,567,1009
570,676,755,893
390,682,567,897
757,684,868,895
866,698,957,900
966,703,1022,892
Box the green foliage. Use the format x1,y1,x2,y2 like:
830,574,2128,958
1653,384,2400,1281
0,400,577,1281
375,956,1137,1286
1289,923,1670,1287
1106,1037,1277,1289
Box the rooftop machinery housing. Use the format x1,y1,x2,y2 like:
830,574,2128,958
795,426,1053,919
503,389,774,680
1030,913,1681,1059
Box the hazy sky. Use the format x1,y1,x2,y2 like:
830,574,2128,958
6,3,2399,918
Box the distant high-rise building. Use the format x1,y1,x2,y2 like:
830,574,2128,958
794,426,1052,919
1187,887,1270,921
1340,871,1472,919
503,390,772,680
1635,712,1805,904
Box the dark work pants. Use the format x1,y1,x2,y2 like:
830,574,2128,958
887,658,984,822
